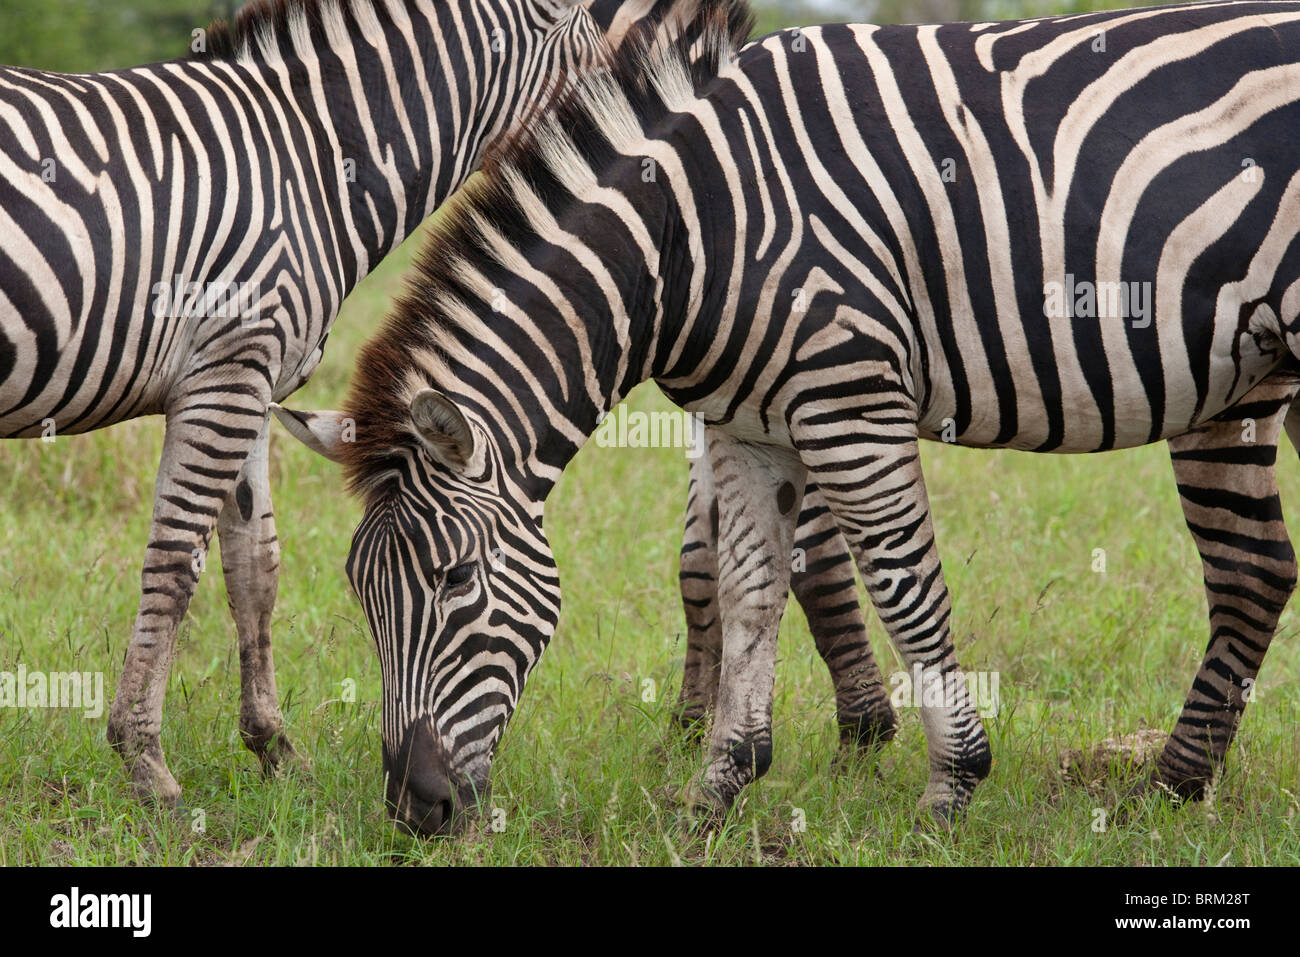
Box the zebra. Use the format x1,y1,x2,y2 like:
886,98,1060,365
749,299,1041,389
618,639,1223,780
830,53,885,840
0,0,623,807
279,0,1300,835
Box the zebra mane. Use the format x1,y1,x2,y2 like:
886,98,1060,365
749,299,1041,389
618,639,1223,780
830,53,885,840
339,0,754,497
193,0,388,62
192,0,579,64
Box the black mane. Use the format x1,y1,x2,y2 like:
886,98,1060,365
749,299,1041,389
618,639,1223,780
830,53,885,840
192,0,421,62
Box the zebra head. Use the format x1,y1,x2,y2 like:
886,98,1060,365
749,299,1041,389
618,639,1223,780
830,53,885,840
273,394,558,836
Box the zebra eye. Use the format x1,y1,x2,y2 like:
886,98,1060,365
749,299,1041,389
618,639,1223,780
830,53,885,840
444,563,476,590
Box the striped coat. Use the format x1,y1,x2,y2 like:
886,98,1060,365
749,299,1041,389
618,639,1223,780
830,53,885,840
280,0,1300,832
0,0,607,803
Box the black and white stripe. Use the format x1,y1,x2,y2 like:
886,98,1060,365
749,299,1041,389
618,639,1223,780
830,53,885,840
286,0,1300,832
588,0,894,754
1,0,608,804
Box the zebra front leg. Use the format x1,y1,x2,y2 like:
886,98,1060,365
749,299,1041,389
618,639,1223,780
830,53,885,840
791,483,896,753
794,409,990,829
107,390,271,804
1156,375,1299,800
692,429,806,815
216,415,304,775
677,453,723,732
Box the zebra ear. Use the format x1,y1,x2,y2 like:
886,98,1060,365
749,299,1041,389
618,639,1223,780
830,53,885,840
270,404,352,464
411,388,478,469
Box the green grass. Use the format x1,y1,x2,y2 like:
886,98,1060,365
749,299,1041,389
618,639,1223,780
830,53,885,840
2,222,1299,865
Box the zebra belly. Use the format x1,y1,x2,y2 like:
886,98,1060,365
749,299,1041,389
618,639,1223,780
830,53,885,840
0,299,174,438
915,308,1291,454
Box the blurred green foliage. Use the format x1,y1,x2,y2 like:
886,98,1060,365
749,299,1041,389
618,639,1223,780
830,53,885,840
0,0,236,72
754,0,1163,38
0,0,1169,73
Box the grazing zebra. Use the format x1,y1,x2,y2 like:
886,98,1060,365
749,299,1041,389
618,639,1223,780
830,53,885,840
281,0,1300,835
0,0,617,805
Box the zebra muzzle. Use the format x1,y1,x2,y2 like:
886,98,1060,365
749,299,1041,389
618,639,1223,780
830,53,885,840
383,722,484,837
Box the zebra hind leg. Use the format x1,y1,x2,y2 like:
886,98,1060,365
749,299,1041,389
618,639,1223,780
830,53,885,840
691,430,806,817
107,379,274,805
216,416,304,776
1153,374,1300,802
677,457,895,756
676,457,724,735
790,483,897,754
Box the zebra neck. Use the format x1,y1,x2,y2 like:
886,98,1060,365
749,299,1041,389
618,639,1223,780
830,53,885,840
448,178,691,501
259,0,572,289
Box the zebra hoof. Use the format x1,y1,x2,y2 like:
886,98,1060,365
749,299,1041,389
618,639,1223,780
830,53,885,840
127,760,183,809
1112,769,1201,824
831,749,885,779
170,797,191,824
682,780,733,832
109,734,183,807
1149,758,1212,803
671,705,711,744
912,799,960,835
266,737,311,779
837,710,898,756
243,725,309,779
685,804,726,837
915,774,982,832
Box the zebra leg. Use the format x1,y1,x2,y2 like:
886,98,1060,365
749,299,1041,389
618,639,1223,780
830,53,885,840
693,430,806,814
1155,376,1299,800
795,418,990,828
791,483,897,753
107,384,273,804
676,453,723,731
216,416,303,775
678,454,894,752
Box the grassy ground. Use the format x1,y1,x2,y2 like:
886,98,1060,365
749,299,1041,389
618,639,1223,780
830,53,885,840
2,223,1298,866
